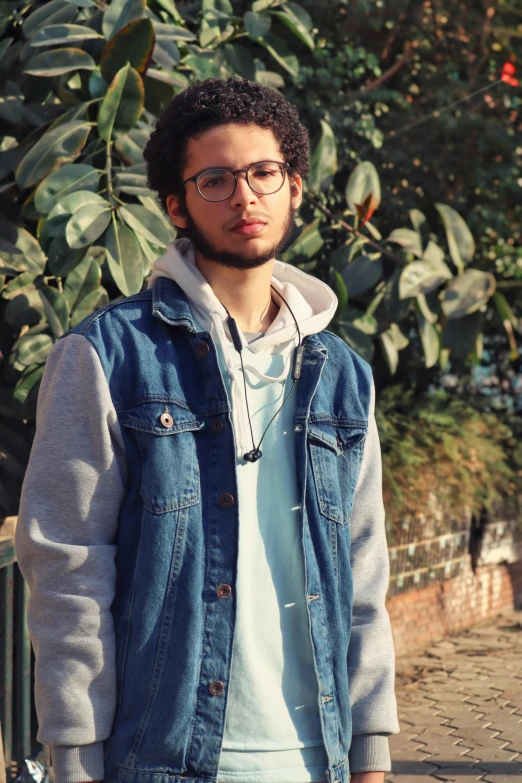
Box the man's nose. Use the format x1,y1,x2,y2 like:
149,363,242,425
231,173,259,208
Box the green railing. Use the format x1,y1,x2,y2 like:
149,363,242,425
0,534,33,783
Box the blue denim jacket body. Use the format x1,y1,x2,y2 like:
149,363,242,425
64,276,372,783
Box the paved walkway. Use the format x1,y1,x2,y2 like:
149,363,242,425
387,610,522,783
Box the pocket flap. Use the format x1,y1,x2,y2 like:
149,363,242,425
119,402,205,436
307,421,367,453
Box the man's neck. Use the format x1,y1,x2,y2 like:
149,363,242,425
195,250,280,333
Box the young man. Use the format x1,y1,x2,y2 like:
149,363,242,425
15,77,399,783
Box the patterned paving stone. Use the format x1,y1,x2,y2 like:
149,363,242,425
389,610,522,782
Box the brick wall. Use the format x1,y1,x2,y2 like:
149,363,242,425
387,552,522,656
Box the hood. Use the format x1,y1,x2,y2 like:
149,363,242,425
147,238,338,459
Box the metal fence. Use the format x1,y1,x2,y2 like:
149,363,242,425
0,535,33,783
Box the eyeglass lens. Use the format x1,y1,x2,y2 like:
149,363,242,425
197,161,285,202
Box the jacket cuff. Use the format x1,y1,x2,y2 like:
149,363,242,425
50,743,105,783
349,734,391,773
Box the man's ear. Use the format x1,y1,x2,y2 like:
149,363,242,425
166,194,188,230
290,174,303,211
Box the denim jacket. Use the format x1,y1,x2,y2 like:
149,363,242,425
15,276,399,783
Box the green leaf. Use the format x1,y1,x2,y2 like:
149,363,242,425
34,164,101,214
105,217,143,295
70,287,109,327
13,364,46,417
386,227,423,258
331,269,348,315
0,221,47,275
66,203,112,249
119,204,173,247
345,161,381,216
3,272,38,300
493,291,518,329
183,54,222,79
102,0,146,40
435,203,475,274
244,10,271,38
308,119,337,193
98,64,145,142
23,0,77,38
152,38,180,68
252,0,276,10
379,324,408,375
399,258,452,299
442,311,483,359
47,236,88,277
0,83,24,124
38,284,70,337
24,47,96,77
416,311,439,369
46,191,109,236
16,121,91,189
29,24,104,46
273,4,314,50
258,33,299,79
152,22,196,41
224,44,256,79
440,269,496,319
339,324,375,363
114,126,150,164
341,255,382,298
4,288,45,328
15,333,53,367
114,165,149,196
281,219,323,264
64,252,102,309
100,18,155,81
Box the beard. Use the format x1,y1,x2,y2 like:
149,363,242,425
181,200,296,270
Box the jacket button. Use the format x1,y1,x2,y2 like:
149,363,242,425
216,583,232,599
195,342,210,357
209,680,224,696
211,418,224,434
219,493,234,508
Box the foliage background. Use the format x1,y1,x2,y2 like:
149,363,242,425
0,0,521,535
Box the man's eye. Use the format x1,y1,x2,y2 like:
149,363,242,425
202,177,224,188
254,169,275,178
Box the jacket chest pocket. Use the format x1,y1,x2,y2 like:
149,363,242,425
119,402,206,514
307,420,367,526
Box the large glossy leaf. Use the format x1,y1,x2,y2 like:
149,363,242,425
24,48,96,77
440,269,496,319
341,255,382,298
102,0,147,40
64,252,102,309
3,272,38,300
66,203,112,249
386,227,423,258
273,4,314,50
416,311,439,368
70,287,109,327
38,284,70,337
183,54,222,79
0,82,24,124
114,126,150,164
152,39,180,69
100,18,155,81
339,324,375,363
16,121,91,189
47,236,88,277
23,0,77,37
105,217,143,296
308,119,337,193
34,164,100,214
259,33,299,79
114,165,149,196
153,22,196,41
4,288,45,328
15,333,53,367
223,44,255,79
281,219,323,264
442,311,483,359
13,364,46,418
345,161,381,218
0,221,46,275
46,191,109,236
29,24,104,46
435,203,475,273
98,64,144,142
244,11,271,39
379,324,409,375
399,257,452,299
119,204,173,246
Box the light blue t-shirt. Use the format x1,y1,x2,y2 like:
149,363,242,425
211,328,328,783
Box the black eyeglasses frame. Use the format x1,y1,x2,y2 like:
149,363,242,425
182,160,290,202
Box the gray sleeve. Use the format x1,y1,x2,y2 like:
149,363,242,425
347,379,400,773
14,333,128,783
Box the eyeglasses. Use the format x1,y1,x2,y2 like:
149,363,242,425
183,160,290,202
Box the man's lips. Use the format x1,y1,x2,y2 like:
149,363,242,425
229,218,267,236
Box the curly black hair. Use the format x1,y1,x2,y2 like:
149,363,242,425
143,77,310,215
